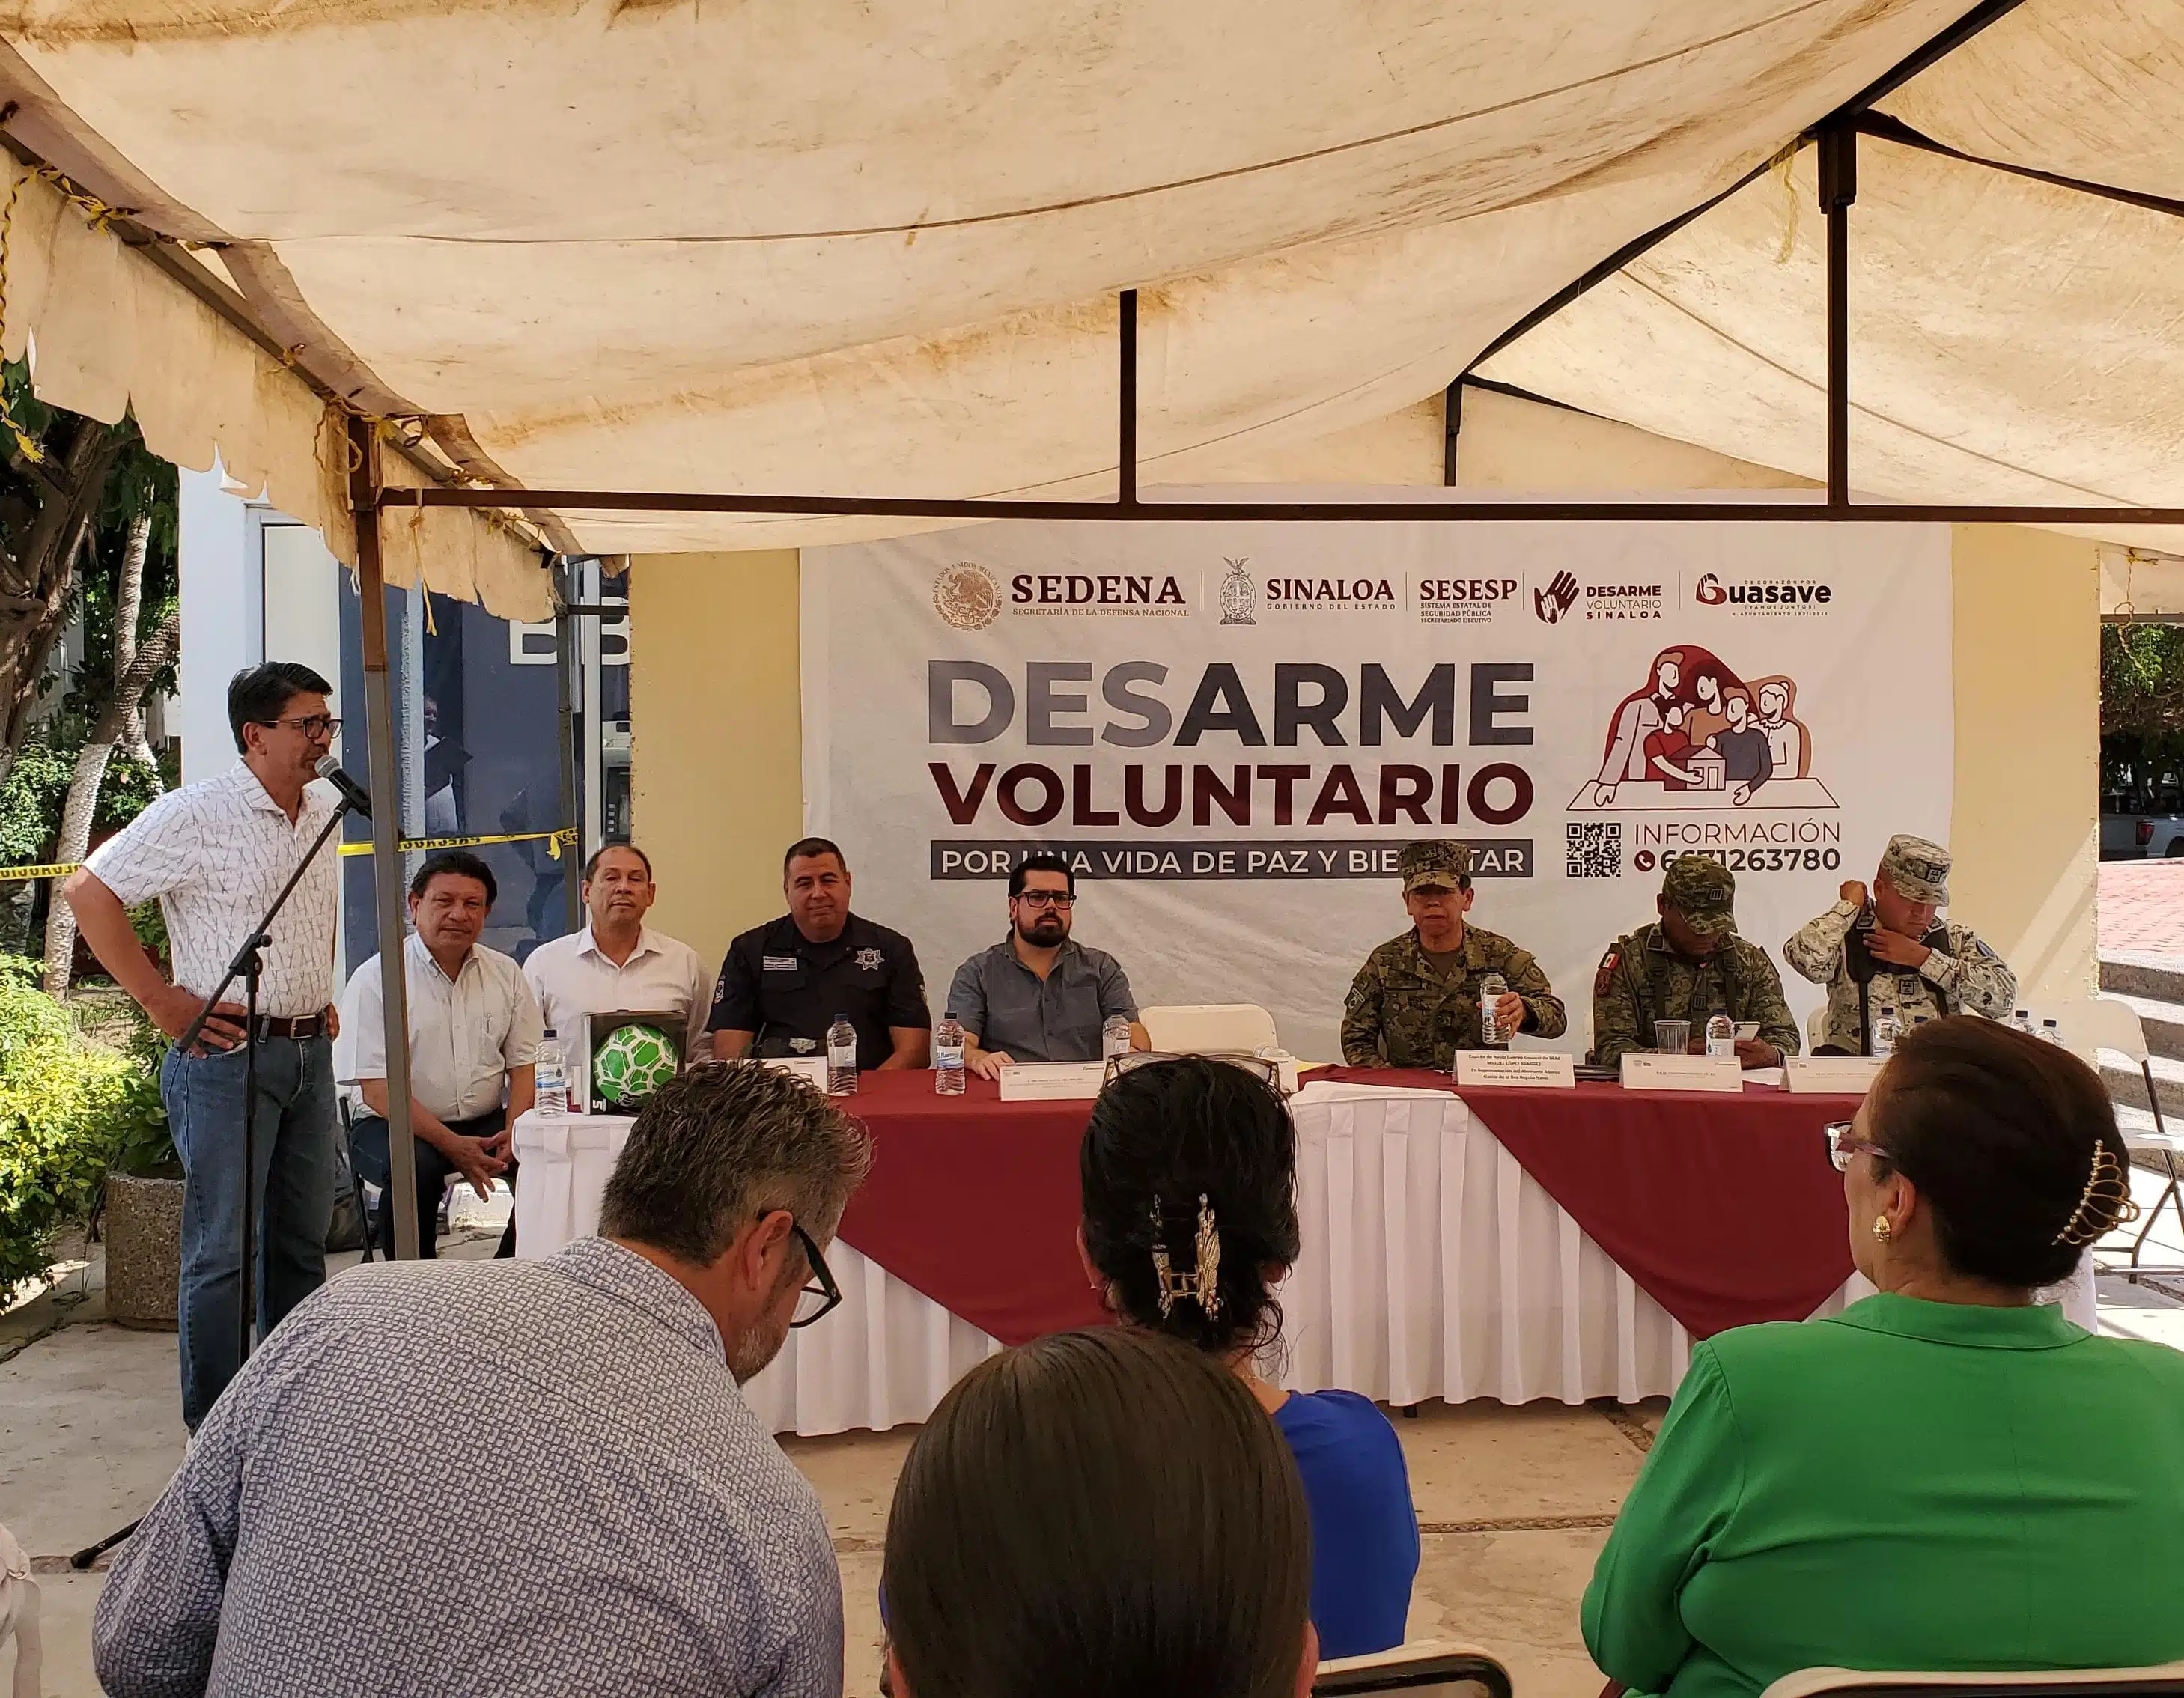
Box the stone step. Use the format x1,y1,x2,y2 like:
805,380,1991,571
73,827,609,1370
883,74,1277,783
2102,1051,2184,1120
2093,991,2184,1064
2101,952,2184,1005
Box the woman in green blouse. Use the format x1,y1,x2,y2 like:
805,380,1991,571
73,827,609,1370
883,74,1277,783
1585,1015,2184,1698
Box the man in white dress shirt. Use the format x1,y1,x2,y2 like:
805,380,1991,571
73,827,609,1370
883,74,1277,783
523,843,712,1088
64,661,343,1429
336,850,543,1258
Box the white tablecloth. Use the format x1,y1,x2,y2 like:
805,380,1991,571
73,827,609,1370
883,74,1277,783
511,1091,2093,1435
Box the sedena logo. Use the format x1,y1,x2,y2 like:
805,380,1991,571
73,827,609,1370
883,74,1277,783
934,562,1004,631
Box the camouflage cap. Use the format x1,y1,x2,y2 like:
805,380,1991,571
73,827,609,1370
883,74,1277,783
1879,834,1950,904
1660,854,1737,937
1399,839,1471,892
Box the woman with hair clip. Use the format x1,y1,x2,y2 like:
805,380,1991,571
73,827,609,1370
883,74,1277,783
1585,1015,2184,1698
1079,1056,1420,1658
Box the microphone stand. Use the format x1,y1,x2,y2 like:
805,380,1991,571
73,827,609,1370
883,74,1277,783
70,788,359,1571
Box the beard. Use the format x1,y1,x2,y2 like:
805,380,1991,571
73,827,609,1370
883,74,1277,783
725,1312,793,1384
1015,913,1068,946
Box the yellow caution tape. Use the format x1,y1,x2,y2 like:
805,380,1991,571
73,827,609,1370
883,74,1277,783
0,828,577,882
0,861,82,882
337,828,579,859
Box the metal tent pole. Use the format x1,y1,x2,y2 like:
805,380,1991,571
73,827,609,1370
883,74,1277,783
556,557,582,932
348,416,422,1262
1819,121,1858,509
1118,289,1138,508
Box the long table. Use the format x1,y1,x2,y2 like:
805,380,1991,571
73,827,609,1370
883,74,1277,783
511,1067,2102,1437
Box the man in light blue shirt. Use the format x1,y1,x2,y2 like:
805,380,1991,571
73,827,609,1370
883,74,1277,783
94,1065,871,1698
948,853,1146,1078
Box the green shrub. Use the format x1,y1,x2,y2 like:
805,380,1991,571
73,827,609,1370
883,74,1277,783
0,955,144,1303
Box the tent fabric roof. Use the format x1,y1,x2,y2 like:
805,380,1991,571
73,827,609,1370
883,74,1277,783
1,0,2174,566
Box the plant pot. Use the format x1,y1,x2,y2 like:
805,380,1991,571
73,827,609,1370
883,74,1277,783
106,1173,183,1330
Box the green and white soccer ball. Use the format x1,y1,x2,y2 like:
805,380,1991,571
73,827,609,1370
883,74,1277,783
592,1023,679,1107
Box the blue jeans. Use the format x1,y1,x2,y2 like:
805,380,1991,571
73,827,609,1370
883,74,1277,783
161,1035,337,1428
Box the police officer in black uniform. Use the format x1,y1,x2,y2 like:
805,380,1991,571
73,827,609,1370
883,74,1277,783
708,837,932,1071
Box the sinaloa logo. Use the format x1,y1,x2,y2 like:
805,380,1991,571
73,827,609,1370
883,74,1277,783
1697,573,1728,606
933,563,1003,631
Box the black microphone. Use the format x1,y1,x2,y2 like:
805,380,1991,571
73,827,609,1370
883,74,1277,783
314,755,374,821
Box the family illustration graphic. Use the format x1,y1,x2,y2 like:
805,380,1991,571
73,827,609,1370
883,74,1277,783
1578,646,1832,812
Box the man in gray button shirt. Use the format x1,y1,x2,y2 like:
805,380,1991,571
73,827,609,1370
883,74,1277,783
948,853,1147,1077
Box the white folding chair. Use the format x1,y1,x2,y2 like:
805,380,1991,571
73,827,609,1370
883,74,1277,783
1140,1003,1280,1053
1762,1662,2184,1698
1315,1640,1512,1698
2058,996,2184,1282
1807,1003,1831,1054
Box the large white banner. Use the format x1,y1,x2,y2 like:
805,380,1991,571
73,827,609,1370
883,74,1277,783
804,511,1953,1059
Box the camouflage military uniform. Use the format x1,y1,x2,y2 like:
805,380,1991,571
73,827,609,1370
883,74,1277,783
1342,928,1566,1068
1783,834,2017,1053
1590,854,1799,1066
1342,839,1567,1068
1589,925,1800,1066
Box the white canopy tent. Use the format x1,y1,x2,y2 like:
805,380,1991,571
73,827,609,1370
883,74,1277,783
7,0,2177,1263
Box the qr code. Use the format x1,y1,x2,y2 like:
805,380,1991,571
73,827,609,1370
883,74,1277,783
1566,821,1622,878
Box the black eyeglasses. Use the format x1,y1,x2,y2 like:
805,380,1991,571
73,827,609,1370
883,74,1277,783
1823,1120,1891,1173
788,1220,842,1328
1104,1050,1283,1088
1014,889,1075,909
258,713,341,739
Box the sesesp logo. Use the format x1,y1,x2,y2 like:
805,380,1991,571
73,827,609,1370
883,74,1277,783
1695,571,1834,615
933,562,1004,631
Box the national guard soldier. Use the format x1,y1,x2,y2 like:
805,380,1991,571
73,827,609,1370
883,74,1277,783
708,837,932,1070
1784,834,2017,1055
1590,855,1800,1069
1342,840,1566,1068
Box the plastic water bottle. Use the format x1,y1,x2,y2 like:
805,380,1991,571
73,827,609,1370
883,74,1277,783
1870,1005,1902,1060
827,1014,859,1096
934,1014,967,1095
2042,1017,2066,1047
535,1029,567,1116
1478,970,1509,1047
2013,1008,2037,1038
1705,1011,1735,1060
1102,1014,1133,1061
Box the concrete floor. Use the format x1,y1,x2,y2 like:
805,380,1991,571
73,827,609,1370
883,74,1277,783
5,1216,2180,1698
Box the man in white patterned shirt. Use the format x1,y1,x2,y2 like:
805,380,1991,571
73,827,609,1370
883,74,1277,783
523,841,714,1073
64,662,343,1430
95,1063,867,1698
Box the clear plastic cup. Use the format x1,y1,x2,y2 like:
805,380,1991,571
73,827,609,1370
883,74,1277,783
1653,1020,1691,1056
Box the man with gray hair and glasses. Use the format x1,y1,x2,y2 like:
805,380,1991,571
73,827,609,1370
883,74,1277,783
94,1065,870,1698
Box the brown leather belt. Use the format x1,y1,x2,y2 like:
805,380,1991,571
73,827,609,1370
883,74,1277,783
252,1013,328,1040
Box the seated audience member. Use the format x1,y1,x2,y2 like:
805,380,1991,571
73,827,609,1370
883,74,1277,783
95,1064,870,1698
523,842,714,1067
883,1327,1316,1698
947,852,1146,1078
1079,1056,1419,1658
1586,1016,2184,1698
335,850,542,1258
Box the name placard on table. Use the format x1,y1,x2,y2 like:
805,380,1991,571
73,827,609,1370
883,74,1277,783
761,1056,831,1089
1454,1050,1576,1088
997,1061,1110,1101
1784,1055,1886,1095
1619,1053,1743,1093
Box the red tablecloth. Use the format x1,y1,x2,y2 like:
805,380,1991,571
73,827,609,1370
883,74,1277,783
836,1068,1862,1348
1317,1069,1862,1339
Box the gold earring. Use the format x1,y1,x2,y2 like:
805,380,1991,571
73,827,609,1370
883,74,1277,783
1872,1214,1893,1244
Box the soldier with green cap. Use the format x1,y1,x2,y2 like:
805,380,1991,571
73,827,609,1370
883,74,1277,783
1590,855,1800,1069
1784,833,2018,1055
1342,839,1566,1068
